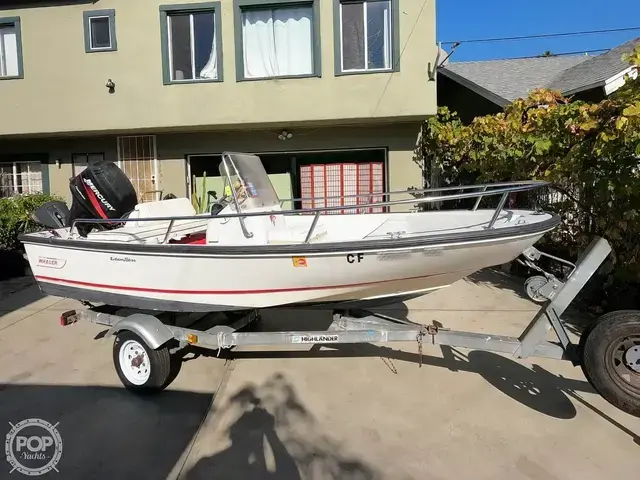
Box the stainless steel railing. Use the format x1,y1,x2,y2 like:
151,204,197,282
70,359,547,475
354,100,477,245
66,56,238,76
66,180,549,244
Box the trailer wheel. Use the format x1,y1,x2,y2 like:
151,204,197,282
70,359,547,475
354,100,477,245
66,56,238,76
113,331,171,393
581,310,640,418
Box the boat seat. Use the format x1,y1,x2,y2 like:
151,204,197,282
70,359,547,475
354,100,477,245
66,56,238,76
127,198,197,227
86,218,211,243
85,197,210,244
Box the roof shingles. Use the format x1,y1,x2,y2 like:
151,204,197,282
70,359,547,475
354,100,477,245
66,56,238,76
440,37,640,103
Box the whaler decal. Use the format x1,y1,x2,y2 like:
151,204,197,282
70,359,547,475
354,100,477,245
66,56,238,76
37,257,66,269
84,178,116,212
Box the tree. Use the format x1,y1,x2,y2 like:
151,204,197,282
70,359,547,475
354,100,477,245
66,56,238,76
415,45,640,307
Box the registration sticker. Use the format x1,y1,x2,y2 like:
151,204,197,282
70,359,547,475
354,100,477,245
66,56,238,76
292,256,308,267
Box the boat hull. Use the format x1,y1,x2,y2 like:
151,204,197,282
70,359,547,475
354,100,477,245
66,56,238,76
24,231,547,312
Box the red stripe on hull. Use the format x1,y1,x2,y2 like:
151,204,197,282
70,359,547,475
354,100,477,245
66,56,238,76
35,273,439,295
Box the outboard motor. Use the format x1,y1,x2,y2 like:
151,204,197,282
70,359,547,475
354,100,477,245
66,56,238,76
68,161,138,237
31,201,71,230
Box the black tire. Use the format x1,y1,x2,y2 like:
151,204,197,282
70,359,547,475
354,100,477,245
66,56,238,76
581,310,640,418
113,330,172,394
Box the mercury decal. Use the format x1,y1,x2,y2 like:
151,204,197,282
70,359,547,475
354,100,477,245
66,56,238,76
84,178,116,212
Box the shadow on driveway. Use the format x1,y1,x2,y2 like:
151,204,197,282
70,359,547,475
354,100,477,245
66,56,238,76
466,269,596,337
227,344,640,445
1,377,382,480
183,373,381,480
0,384,212,479
0,279,46,320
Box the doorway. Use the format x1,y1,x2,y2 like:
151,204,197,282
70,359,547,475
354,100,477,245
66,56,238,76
186,148,388,211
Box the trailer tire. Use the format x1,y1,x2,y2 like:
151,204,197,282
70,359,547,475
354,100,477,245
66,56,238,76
581,310,640,418
113,331,172,394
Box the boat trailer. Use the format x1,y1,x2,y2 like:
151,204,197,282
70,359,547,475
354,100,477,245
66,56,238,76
59,236,640,418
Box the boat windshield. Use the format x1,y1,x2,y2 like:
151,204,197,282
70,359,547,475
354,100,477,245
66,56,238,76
219,152,280,210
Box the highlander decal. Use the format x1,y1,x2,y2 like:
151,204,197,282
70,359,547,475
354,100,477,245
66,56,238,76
292,334,339,343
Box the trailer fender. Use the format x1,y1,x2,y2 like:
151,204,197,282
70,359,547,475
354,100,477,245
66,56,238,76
104,314,174,350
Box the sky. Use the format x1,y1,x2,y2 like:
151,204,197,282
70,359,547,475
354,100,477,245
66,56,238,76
436,0,640,62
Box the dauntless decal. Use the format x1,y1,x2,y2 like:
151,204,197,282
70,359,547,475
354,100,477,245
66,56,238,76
84,179,116,212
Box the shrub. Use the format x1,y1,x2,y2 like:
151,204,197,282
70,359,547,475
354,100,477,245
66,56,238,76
413,45,640,311
0,192,63,251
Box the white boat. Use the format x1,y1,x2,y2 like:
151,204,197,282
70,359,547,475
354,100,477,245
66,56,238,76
20,152,560,312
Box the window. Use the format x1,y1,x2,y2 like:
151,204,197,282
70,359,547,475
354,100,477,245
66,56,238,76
335,0,398,74
234,0,321,80
72,153,105,176
0,17,23,79
0,161,43,198
83,10,117,53
160,3,223,84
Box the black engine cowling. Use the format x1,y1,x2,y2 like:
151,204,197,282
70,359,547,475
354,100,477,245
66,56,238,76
68,161,138,237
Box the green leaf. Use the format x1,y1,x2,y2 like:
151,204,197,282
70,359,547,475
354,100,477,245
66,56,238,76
578,119,598,131
616,116,629,130
534,139,552,154
622,102,640,116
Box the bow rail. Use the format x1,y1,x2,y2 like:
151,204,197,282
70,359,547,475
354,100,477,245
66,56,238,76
67,180,550,243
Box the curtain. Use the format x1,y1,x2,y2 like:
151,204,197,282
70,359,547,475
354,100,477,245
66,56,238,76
242,7,313,78
0,164,13,197
0,25,19,77
199,13,218,79
199,33,218,79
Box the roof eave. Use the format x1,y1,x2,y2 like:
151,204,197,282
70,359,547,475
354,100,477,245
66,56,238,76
438,67,510,108
561,80,606,97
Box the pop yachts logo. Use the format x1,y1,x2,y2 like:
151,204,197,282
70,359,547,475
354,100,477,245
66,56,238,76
84,178,116,212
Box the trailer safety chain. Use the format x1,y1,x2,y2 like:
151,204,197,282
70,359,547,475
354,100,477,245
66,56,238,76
216,332,234,356
417,327,427,367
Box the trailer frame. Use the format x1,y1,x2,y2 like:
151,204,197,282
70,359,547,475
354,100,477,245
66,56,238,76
59,236,640,417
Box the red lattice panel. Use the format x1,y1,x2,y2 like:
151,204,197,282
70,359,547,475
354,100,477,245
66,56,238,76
300,162,384,214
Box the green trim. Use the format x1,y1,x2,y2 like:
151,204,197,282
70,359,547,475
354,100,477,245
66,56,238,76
233,0,322,82
159,2,224,85
0,16,24,80
332,0,400,77
83,9,117,53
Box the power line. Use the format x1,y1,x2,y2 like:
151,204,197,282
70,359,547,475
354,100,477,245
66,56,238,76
503,48,611,60
440,26,640,45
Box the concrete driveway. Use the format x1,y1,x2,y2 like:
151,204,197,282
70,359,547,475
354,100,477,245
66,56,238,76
1,270,639,479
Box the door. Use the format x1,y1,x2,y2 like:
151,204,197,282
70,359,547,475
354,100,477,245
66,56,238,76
299,162,385,214
116,135,160,202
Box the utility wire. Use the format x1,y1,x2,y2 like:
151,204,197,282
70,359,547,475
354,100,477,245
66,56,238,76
500,48,611,60
440,26,640,45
